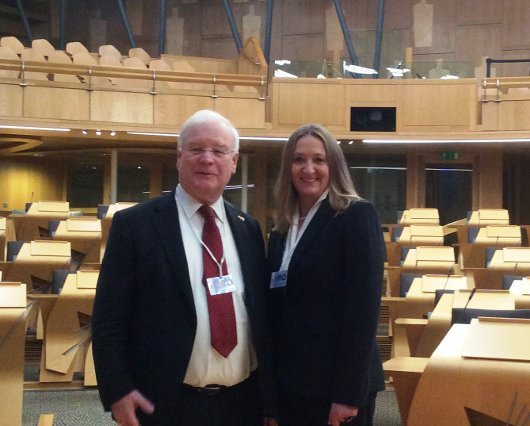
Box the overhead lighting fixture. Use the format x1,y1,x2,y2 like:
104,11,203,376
348,140,354,145
110,131,116,136
239,136,289,142
363,138,530,144
274,69,298,78
274,59,291,66
386,67,411,77
96,129,102,136
0,124,70,132
343,62,378,75
81,130,88,135
127,131,178,137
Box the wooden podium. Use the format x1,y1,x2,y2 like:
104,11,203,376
36,270,98,385
9,201,70,242
51,217,102,264
0,282,29,426
0,217,16,261
408,318,530,425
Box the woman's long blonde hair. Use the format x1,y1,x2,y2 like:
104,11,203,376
273,124,361,232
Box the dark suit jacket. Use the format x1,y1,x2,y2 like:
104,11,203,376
267,199,385,408
92,191,276,424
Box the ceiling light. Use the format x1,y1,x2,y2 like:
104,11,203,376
127,131,178,137
239,136,289,142
343,62,378,75
363,138,530,144
96,130,102,136
0,125,70,132
110,131,116,136
274,60,291,66
348,140,354,145
274,69,298,78
81,130,88,135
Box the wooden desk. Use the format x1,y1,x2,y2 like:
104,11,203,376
0,217,16,261
36,271,97,386
408,320,530,425
0,282,30,426
51,218,102,264
10,201,70,242
383,357,429,425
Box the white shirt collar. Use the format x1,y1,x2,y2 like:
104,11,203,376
175,184,225,222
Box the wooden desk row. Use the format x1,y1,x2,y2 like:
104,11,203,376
0,272,97,425
385,317,530,425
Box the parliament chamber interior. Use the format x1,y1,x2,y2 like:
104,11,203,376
2,0,530,424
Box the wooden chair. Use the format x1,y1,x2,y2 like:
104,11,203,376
31,39,55,57
47,50,80,83
128,47,151,66
0,36,25,55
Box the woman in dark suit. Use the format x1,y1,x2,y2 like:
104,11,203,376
267,124,386,426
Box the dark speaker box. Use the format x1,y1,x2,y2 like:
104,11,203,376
350,107,396,132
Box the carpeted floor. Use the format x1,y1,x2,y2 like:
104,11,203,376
23,388,402,425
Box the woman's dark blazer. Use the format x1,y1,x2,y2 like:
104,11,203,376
267,198,386,408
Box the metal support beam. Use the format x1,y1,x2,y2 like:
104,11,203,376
59,0,66,49
16,0,33,43
221,0,243,53
372,0,386,78
241,154,248,213
158,0,167,56
332,0,358,67
110,149,118,204
115,0,137,49
264,0,274,64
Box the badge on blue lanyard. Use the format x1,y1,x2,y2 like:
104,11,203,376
270,270,288,288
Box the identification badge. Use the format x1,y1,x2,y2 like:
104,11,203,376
270,270,288,289
207,275,236,296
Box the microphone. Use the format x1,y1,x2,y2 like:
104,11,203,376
453,288,477,325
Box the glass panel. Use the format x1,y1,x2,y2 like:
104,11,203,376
118,162,150,203
67,163,104,208
425,164,473,225
345,154,407,224
223,155,255,213
272,29,475,79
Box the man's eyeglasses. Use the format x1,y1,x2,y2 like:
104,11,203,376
183,147,234,159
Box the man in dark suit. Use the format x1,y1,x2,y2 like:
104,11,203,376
92,110,276,426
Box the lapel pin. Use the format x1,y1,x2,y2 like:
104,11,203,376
238,215,245,221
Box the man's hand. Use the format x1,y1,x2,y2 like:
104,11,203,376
327,402,358,426
264,417,278,426
111,390,155,426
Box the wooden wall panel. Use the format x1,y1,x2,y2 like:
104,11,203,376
502,0,530,50
215,98,266,129
282,0,325,35
272,81,345,129
201,38,239,60
0,158,64,211
498,101,530,131
455,24,502,63
90,91,153,124
398,81,475,130
347,83,397,104
456,0,503,25
281,34,325,64
23,87,89,121
413,0,457,55
0,85,23,118
154,95,214,127
478,152,503,207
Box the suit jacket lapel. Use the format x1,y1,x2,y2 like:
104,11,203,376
289,200,333,272
224,203,254,293
151,191,195,310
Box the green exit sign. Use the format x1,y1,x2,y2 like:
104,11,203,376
441,152,459,160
